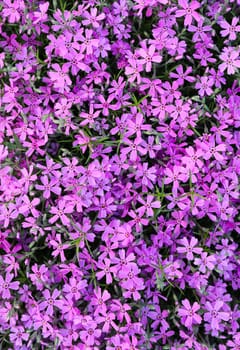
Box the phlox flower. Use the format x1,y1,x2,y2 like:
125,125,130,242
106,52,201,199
178,299,202,328
176,0,201,26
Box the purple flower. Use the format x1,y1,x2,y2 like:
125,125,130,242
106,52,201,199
178,299,202,328
0,272,19,299
204,300,229,331
138,44,162,72
176,0,201,26
39,289,63,316
80,320,101,346
177,237,202,260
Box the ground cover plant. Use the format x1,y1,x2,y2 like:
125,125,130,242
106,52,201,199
0,0,240,348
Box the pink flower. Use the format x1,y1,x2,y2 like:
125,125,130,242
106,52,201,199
220,17,240,41
49,200,74,226
137,195,161,217
219,48,240,75
96,258,115,284
35,175,61,199
0,272,19,299
29,264,48,291
201,137,226,162
33,2,49,24
49,234,70,262
95,311,116,333
204,300,229,331
138,44,162,72
195,76,214,97
78,29,99,55
95,94,119,116
164,260,183,280
178,299,202,328
63,277,87,299
82,7,105,28
170,65,195,85
194,252,216,273
164,165,188,190
177,237,202,260
176,0,201,26
0,203,18,228
39,289,63,316
19,195,40,218
125,59,143,84
91,287,111,315
10,326,29,347
48,63,71,92
121,137,146,161
128,208,149,233
80,320,101,346
80,104,100,126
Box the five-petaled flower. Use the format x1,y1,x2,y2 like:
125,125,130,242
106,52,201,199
0,273,19,299
178,299,202,328
176,0,201,26
138,44,162,72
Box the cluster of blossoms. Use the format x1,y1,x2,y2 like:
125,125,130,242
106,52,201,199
0,0,240,349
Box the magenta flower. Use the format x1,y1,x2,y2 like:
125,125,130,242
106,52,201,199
63,277,87,299
121,137,146,161
125,59,143,84
95,94,119,116
19,195,40,218
2,0,22,23
95,311,116,333
170,65,195,85
176,0,201,26
91,287,111,315
178,299,202,328
96,258,115,284
33,2,49,24
128,208,149,233
39,289,63,316
9,326,29,347
201,137,226,162
164,165,188,190
177,237,202,260
23,136,46,157
49,200,74,226
80,104,100,126
49,234,70,262
110,300,131,323
82,7,105,28
29,264,48,291
204,300,229,331
188,19,212,41
138,44,162,72
80,320,101,346
220,17,240,41
35,175,61,199
195,76,214,97
48,63,71,92
78,29,99,55
0,272,19,299
164,261,183,280
194,252,216,273
137,195,161,217
219,48,240,75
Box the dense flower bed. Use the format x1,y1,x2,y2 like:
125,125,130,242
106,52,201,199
0,0,240,349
